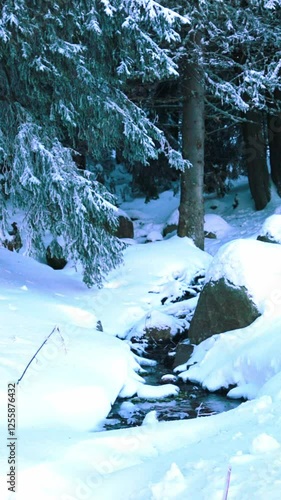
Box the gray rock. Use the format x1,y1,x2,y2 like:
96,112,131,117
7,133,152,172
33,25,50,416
46,240,67,270
144,325,172,343
115,214,134,239
173,342,194,369
257,235,280,244
188,277,260,345
160,374,178,384
204,230,217,239
257,214,281,245
163,223,178,237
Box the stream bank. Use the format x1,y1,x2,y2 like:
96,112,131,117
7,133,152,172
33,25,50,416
103,342,242,430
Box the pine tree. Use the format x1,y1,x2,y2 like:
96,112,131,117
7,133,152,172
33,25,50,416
0,0,186,286
174,0,281,244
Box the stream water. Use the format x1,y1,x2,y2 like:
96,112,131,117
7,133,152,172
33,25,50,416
103,344,242,430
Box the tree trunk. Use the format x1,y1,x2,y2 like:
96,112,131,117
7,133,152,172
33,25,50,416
268,91,281,196
178,56,205,250
242,110,270,210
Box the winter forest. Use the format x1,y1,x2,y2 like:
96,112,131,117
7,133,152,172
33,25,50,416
1,1,281,499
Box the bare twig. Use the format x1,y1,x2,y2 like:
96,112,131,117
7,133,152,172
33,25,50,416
17,326,60,385
222,465,232,500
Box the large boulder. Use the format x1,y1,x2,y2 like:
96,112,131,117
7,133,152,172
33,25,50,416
173,238,281,364
187,238,281,345
188,277,261,345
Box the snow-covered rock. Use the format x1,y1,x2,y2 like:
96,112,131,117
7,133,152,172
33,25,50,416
146,230,163,242
257,214,281,244
206,238,281,313
187,238,281,345
127,309,188,343
188,276,260,345
204,213,232,239
137,383,180,399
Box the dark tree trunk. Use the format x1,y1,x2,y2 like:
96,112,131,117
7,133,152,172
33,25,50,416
242,110,270,210
268,91,281,196
178,55,205,250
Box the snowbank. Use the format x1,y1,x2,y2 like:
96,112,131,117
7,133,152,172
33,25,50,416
8,394,281,500
178,314,281,399
0,248,143,433
259,213,281,243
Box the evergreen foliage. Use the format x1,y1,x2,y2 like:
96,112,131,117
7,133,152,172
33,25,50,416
172,0,281,116
117,1,281,204
0,0,186,285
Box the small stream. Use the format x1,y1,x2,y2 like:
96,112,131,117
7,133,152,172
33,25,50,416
103,344,242,430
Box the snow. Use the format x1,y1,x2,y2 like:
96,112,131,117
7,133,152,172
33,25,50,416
177,313,281,398
250,433,280,454
151,463,186,498
259,213,281,242
121,190,179,242
0,250,144,434
142,410,158,426
146,230,163,242
126,308,189,340
205,238,281,312
137,383,180,399
162,210,233,240
204,213,233,238
165,207,179,227
2,178,281,499
96,235,210,338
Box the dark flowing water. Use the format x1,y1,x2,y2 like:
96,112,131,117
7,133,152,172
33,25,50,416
103,346,242,430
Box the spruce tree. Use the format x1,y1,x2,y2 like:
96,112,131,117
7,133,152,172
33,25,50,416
0,0,186,286
173,0,281,243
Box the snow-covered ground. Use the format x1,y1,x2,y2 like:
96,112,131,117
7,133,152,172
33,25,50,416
1,177,281,499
